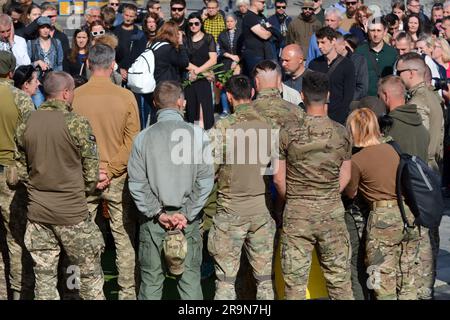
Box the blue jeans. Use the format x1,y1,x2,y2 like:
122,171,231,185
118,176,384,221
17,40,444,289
220,90,230,114
134,93,150,130
32,86,45,108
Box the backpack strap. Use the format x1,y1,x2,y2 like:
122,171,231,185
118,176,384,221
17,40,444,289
387,141,415,228
150,41,169,51
327,55,345,76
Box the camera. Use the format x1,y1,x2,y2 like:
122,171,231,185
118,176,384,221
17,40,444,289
260,20,271,29
433,77,450,91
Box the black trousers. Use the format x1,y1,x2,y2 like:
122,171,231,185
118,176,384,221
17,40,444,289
184,79,214,130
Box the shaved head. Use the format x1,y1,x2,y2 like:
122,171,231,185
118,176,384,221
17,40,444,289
378,75,406,110
397,52,426,77
43,71,75,100
283,44,303,57
378,75,406,97
252,60,282,90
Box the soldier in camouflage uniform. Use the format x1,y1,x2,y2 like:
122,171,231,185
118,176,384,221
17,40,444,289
275,71,354,300
346,108,419,300
208,63,306,300
208,75,273,300
15,72,105,300
0,51,34,300
397,53,443,300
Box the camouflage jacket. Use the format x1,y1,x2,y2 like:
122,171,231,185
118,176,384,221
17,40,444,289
253,88,306,130
0,78,34,166
407,82,444,172
15,99,99,193
279,114,352,201
210,103,281,216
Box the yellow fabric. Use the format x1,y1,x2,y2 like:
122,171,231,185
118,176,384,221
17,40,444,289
274,229,329,300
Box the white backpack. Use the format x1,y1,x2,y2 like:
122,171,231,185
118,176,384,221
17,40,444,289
127,41,168,94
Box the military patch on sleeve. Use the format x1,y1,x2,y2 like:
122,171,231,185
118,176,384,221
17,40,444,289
89,134,96,142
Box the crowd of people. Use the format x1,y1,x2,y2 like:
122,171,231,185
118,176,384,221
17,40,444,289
0,0,449,300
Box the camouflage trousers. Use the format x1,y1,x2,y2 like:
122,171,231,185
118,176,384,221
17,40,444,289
365,205,419,300
138,218,203,300
281,200,353,300
414,226,439,300
0,169,34,299
24,217,105,300
208,212,276,300
86,174,137,300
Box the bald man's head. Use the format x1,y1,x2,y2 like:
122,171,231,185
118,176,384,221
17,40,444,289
377,75,406,110
252,60,282,91
281,44,305,77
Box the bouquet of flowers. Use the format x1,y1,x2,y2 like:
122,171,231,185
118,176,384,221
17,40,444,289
182,63,234,90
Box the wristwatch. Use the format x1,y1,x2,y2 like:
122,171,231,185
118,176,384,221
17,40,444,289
154,208,163,221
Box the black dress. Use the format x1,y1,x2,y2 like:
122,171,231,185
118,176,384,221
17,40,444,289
185,33,216,130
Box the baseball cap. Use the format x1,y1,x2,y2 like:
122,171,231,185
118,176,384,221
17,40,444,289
163,229,187,276
37,16,52,27
302,1,315,9
0,51,16,75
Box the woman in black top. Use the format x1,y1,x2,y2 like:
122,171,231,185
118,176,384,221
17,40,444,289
184,12,217,130
143,21,190,126
217,13,241,115
63,29,89,79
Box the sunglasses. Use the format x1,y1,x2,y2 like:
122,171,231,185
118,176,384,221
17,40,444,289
276,5,286,9
110,3,119,6
46,15,57,18
346,1,357,5
396,68,417,76
91,30,105,37
189,21,201,27
171,7,184,12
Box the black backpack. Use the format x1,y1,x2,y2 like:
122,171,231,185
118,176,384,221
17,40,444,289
388,141,443,229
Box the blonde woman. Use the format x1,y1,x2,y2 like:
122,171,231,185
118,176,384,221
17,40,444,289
432,37,450,78
345,108,419,300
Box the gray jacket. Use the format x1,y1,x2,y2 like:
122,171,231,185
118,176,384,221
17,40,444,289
128,108,214,221
349,52,369,101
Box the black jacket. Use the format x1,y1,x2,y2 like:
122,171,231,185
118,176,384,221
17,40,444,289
152,43,190,84
348,51,369,101
63,55,87,78
309,55,355,124
217,28,241,71
114,25,147,70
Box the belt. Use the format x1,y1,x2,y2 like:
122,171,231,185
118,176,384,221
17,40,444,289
371,200,398,210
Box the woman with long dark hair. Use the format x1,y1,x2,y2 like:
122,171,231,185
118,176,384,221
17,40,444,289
404,13,422,42
63,29,89,78
142,12,160,45
184,11,217,130
27,16,63,107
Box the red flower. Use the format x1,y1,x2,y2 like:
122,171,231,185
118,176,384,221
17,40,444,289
215,81,223,90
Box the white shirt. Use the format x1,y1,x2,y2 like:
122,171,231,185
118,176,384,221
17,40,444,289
0,35,31,68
